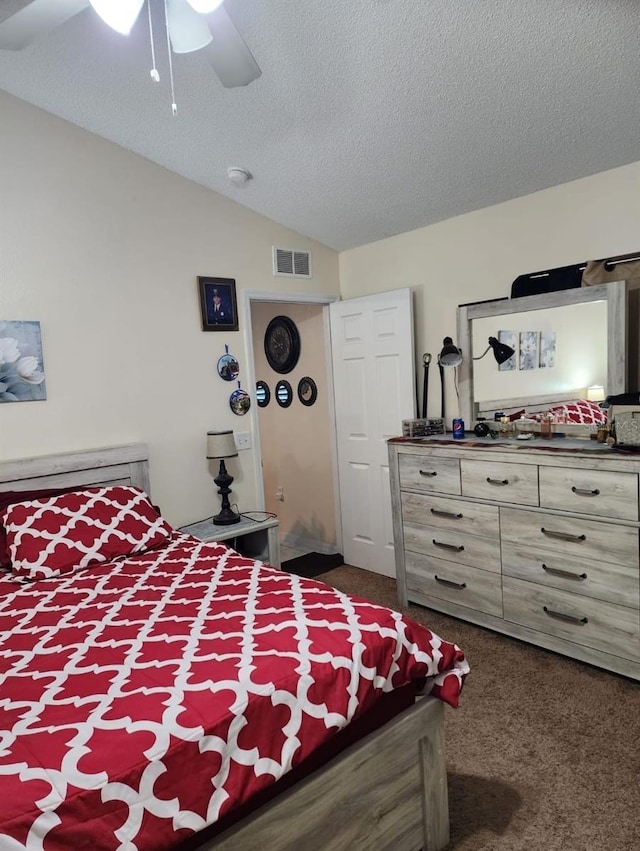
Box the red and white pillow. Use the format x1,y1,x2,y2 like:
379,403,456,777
1,485,173,581
549,400,607,424
0,485,83,569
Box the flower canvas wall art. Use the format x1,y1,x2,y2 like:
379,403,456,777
0,321,47,403
498,330,517,371
519,331,538,371
539,330,557,368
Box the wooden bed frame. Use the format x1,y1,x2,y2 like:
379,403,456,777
0,443,450,851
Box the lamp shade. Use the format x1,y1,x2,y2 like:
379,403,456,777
167,0,213,53
206,430,238,459
487,336,515,365
439,337,463,367
90,0,144,35
586,385,605,403
186,0,224,11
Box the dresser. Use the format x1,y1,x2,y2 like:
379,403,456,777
388,436,640,679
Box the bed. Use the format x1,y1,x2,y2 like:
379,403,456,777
0,443,469,851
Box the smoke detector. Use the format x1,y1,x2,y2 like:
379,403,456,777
227,167,252,186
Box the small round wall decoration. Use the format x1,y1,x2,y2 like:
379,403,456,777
229,381,251,416
275,380,293,408
256,380,271,407
217,345,240,381
297,376,318,406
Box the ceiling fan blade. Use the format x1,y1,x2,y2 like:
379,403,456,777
204,4,261,88
0,0,90,50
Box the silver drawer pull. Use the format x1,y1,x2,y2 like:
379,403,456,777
419,470,438,478
486,477,509,486
543,606,588,626
541,527,586,543
571,486,600,497
435,575,467,590
542,564,588,581
430,508,463,519
433,539,464,552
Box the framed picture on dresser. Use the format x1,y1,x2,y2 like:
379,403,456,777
198,277,239,332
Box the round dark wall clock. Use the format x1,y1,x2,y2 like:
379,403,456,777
264,315,301,374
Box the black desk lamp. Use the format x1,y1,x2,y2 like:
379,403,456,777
437,337,463,419
474,336,515,365
207,430,241,525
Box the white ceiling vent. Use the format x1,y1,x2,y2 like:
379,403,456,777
273,247,312,279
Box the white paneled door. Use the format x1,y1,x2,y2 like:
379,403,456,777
330,289,415,576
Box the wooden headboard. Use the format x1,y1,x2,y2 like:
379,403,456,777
0,444,150,495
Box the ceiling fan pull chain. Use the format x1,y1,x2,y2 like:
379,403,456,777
162,0,178,115
148,1,160,83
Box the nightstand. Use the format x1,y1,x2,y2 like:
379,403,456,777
180,515,280,568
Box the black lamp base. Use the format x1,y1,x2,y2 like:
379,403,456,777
213,459,241,525
213,508,241,526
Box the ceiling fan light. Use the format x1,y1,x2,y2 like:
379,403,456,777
186,0,225,12
89,0,144,36
167,0,213,53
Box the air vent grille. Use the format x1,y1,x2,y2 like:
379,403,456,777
273,247,312,278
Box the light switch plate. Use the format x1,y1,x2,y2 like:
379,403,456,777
235,431,251,450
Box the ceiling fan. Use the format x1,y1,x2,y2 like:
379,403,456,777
0,0,261,89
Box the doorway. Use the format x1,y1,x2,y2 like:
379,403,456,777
244,287,415,576
244,291,342,563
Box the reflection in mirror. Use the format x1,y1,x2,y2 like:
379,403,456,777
456,281,628,424
472,300,607,406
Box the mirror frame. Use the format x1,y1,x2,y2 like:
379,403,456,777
456,280,628,424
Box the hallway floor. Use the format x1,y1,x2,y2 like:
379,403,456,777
280,544,312,563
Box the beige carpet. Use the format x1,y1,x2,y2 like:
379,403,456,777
317,565,640,851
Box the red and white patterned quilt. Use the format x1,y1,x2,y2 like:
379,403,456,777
0,533,468,851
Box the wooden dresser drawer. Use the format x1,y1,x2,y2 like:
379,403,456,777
401,492,499,539
539,466,639,521
398,453,460,495
501,542,640,609
460,459,538,506
403,522,500,572
500,507,639,569
503,577,640,662
406,553,503,617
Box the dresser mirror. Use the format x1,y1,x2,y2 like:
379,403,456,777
456,281,628,423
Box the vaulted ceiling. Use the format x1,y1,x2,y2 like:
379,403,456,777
1,0,638,251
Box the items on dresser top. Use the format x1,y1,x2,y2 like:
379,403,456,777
389,437,640,680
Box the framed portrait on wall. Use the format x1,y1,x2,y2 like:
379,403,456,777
198,277,239,332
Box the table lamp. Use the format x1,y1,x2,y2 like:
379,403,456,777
586,385,605,403
207,430,240,525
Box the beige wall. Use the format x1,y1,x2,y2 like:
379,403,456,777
3,87,640,528
339,161,640,421
0,92,340,527
251,302,337,551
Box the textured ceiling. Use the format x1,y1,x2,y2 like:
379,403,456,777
0,0,639,251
